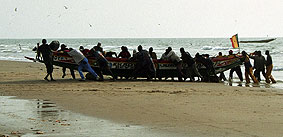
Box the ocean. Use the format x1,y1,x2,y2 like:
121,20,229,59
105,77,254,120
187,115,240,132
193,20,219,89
1,38,283,89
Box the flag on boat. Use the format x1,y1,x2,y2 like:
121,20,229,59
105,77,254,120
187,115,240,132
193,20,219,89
230,34,239,48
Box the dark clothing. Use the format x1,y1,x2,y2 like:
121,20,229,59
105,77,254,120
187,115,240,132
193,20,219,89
38,44,52,63
243,59,252,70
93,46,103,54
91,50,108,67
105,52,117,58
58,47,75,79
81,49,90,56
250,55,266,81
229,66,243,81
195,56,216,81
38,44,53,74
250,55,265,70
266,55,272,66
118,51,131,58
132,50,156,79
62,67,76,79
228,54,243,81
181,52,202,81
181,52,195,66
149,52,157,60
89,50,115,80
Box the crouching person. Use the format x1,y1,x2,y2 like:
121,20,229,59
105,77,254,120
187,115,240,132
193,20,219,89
67,48,99,81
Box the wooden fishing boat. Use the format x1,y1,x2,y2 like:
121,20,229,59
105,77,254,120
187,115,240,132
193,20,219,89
239,38,276,43
25,51,243,82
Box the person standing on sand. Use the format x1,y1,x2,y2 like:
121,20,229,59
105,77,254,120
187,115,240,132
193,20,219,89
228,50,243,82
216,52,227,81
265,50,276,83
57,44,76,79
160,47,184,81
250,51,266,82
131,45,155,80
67,48,99,81
241,51,258,84
38,39,55,81
88,46,116,81
180,47,202,81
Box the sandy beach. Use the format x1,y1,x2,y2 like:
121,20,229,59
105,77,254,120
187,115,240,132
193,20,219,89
1,60,283,136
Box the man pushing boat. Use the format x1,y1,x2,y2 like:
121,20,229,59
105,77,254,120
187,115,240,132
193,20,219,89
66,48,99,81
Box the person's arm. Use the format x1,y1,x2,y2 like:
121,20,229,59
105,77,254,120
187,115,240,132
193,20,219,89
117,52,122,58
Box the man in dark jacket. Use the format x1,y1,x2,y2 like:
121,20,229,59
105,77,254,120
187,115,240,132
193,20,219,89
38,39,55,81
180,48,202,81
250,51,266,82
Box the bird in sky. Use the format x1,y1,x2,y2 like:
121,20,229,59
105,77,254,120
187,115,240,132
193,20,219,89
14,8,17,12
89,24,93,27
64,6,68,9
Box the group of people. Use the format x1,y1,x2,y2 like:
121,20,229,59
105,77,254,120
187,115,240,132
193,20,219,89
220,50,276,84
35,39,276,83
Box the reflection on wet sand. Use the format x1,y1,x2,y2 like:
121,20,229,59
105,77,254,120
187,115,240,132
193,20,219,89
0,96,186,137
225,80,277,88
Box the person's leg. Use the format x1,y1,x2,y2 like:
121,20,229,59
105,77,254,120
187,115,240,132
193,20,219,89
245,69,250,83
83,58,98,79
50,73,55,81
44,63,50,81
49,65,55,81
261,68,266,82
44,73,49,81
249,67,258,83
78,63,85,80
187,67,194,81
229,68,234,80
96,69,104,80
254,69,260,81
70,69,76,79
269,65,276,83
176,63,184,81
234,66,243,81
106,67,116,80
192,63,202,78
264,66,276,83
62,67,66,78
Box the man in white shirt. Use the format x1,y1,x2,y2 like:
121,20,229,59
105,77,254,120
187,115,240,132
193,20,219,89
67,48,98,81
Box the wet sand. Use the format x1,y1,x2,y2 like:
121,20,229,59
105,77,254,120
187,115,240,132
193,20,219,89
1,60,283,136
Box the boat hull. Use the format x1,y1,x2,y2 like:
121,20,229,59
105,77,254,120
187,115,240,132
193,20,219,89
25,52,243,81
240,38,276,43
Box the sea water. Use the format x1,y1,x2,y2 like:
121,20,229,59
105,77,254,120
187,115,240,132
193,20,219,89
0,38,282,88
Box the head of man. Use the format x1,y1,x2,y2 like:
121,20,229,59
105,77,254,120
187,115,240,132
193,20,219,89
241,51,247,56
42,39,47,44
180,47,185,53
97,42,101,47
167,47,172,52
138,45,142,52
149,47,153,53
265,50,270,55
229,50,233,55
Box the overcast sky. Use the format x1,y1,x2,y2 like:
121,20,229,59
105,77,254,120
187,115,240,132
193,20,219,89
1,0,283,38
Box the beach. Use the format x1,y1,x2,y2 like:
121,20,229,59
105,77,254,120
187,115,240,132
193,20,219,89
1,60,283,136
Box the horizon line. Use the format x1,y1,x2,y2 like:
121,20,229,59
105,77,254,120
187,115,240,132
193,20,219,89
0,36,281,39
